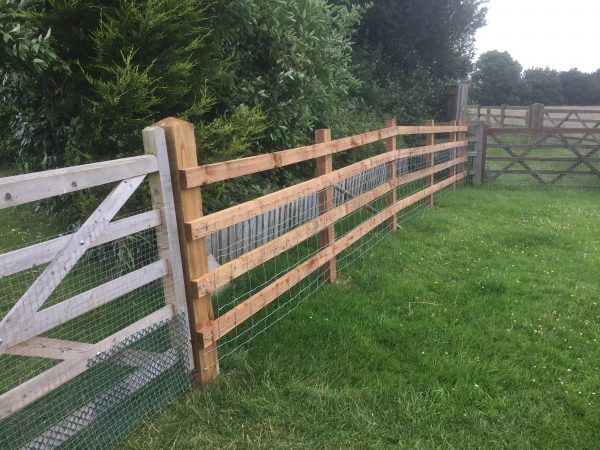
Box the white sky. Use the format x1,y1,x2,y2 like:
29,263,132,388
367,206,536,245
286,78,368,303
475,0,600,73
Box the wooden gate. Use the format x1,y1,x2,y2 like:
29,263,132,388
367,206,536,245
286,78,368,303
0,127,190,446
481,127,600,187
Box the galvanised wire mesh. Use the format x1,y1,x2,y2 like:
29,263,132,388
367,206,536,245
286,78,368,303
198,137,465,372
0,182,192,449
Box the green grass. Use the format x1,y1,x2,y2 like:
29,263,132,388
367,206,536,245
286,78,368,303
121,185,600,449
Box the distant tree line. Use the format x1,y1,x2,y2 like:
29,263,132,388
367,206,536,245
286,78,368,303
471,50,600,106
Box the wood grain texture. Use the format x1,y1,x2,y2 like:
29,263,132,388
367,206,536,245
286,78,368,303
156,117,218,385
0,156,157,209
0,210,161,277
425,120,435,206
197,171,466,347
0,305,174,420
187,140,467,239
385,118,399,231
182,125,468,187
315,128,337,283
192,157,466,296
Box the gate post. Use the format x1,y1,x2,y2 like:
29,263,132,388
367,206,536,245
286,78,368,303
385,117,399,231
529,103,544,129
155,117,218,386
473,122,487,186
315,128,337,283
425,119,435,206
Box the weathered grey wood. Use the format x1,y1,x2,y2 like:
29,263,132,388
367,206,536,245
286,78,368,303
0,156,157,209
0,176,146,352
1,260,168,351
0,210,161,277
5,337,93,360
143,126,190,319
0,304,175,420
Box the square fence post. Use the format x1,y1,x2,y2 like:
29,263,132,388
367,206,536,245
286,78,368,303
142,126,194,369
385,117,399,231
473,121,486,186
156,117,218,386
425,119,435,206
315,128,337,283
450,120,458,190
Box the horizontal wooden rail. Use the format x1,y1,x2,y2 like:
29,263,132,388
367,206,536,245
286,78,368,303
193,156,466,296
182,125,467,187
487,157,600,162
197,172,466,348
544,107,600,113
0,260,169,352
187,139,466,238
5,337,93,360
0,304,175,420
0,210,162,277
487,128,600,134
486,169,597,175
0,155,158,209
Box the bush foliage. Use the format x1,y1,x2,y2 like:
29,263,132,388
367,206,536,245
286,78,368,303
0,0,487,214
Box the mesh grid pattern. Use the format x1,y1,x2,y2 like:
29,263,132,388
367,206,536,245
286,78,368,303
198,141,465,371
0,181,192,449
0,132,466,449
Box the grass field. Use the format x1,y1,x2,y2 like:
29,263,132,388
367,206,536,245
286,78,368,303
119,185,600,449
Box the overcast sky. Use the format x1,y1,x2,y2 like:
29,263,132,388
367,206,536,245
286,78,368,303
475,0,599,73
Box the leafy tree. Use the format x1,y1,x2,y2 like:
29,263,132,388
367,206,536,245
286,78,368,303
211,0,362,149
522,67,563,105
471,50,524,105
560,69,599,105
334,0,487,122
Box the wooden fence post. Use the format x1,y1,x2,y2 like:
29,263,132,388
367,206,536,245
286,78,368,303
500,104,506,126
529,103,544,129
385,118,399,231
315,128,337,283
156,117,218,386
450,120,458,190
142,126,194,368
473,121,486,186
425,119,435,206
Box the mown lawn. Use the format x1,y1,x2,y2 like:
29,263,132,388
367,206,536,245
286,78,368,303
121,185,600,449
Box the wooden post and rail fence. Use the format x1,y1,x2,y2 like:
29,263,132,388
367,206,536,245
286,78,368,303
0,116,468,436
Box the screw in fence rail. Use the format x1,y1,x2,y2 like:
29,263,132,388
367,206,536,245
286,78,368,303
425,119,435,207
155,117,218,386
315,128,337,283
385,117,399,232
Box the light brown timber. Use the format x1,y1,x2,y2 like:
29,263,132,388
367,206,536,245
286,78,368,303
315,128,337,283
156,117,218,386
182,125,468,187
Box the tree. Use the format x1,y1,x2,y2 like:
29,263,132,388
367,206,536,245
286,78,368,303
560,69,599,105
522,67,563,105
333,0,488,122
471,51,524,105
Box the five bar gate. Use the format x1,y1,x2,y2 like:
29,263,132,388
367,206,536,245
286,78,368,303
477,127,600,187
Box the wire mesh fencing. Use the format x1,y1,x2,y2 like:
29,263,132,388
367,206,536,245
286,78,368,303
0,157,192,449
195,139,466,373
